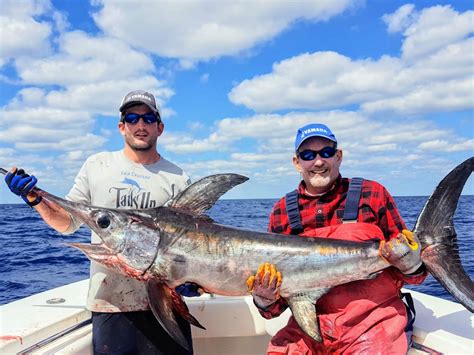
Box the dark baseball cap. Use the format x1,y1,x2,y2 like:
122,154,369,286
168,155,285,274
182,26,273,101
119,90,160,118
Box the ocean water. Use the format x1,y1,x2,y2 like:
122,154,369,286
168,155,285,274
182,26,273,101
0,196,472,305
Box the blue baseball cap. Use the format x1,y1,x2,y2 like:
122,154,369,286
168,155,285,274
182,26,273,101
294,123,337,151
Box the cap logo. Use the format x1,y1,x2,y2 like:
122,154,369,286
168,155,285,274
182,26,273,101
127,93,152,102
300,127,328,138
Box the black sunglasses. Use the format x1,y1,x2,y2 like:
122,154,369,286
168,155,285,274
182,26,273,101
298,146,337,161
122,112,159,124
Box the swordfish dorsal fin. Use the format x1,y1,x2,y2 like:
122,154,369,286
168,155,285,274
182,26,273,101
169,173,249,215
287,288,331,342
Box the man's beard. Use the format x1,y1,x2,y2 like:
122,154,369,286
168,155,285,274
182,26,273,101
308,175,331,190
130,143,152,151
126,135,153,151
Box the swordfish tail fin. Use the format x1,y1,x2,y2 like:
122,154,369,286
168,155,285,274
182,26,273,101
413,157,474,312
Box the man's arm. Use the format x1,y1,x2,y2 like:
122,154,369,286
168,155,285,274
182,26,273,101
32,198,73,234
248,201,291,319
379,186,427,283
5,167,73,234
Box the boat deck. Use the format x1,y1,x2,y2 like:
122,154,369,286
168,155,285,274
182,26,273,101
1,279,472,354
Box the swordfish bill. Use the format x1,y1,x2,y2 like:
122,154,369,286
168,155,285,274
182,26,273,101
0,158,472,350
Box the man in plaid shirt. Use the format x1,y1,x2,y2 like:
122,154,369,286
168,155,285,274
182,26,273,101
249,123,427,354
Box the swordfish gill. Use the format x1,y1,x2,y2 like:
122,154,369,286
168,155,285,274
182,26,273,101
1,157,472,350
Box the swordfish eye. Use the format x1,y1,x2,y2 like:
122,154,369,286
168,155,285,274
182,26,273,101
96,212,111,229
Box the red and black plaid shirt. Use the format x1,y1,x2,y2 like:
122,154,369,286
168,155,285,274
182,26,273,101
260,175,426,319
269,175,405,240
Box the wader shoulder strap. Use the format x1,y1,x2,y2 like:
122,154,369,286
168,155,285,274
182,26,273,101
401,292,416,332
342,177,363,223
401,292,416,348
285,189,303,235
286,177,364,232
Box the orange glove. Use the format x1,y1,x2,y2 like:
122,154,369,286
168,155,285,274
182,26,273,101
380,230,422,274
246,263,282,309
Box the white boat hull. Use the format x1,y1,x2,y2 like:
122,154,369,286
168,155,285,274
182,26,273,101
1,279,472,354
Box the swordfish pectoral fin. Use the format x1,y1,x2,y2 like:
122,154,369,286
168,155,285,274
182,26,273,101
146,279,193,351
169,288,206,330
286,288,331,343
146,279,206,351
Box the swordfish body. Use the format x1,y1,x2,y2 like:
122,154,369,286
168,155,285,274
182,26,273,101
119,207,386,296
1,157,472,351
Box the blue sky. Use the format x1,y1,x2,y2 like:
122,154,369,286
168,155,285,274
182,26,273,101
0,0,473,204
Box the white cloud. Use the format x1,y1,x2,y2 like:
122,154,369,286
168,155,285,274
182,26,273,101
15,135,106,151
92,0,356,61
0,153,56,178
6,87,47,107
400,5,474,61
188,122,205,131
229,52,403,112
1,13,175,156
181,159,262,179
382,4,416,33
1,0,51,18
66,150,86,160
0,146,103,198
5,24,175,115
230,152,289,162
0,107,93,129
418,139,474,152
44,78,174,116
1,1,472,201
0,124,85,145
1,1,176,117
0,0,52,66
362,75,474,114
366,144,398,152
160,133,221,153
0,0,358,168
0,148,16,162
229,6,474,115
164,110,472,160
15,31,155,85
166,109,472,198
0,106,99,153
51,8,70,33
162,112,337,153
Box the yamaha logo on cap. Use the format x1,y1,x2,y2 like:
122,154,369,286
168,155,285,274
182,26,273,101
300,127,329,138
124,92,153,104
119,90,160,116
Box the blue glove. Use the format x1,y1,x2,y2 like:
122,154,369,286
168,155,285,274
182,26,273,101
175,282,202,297
5,167,42,207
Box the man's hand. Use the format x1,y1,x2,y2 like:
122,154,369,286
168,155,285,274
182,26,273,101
5,167,42,207
247,262,282,309
175,282,203,297
380,230,422,274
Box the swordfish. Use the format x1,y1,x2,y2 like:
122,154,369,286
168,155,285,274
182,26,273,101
1,157,472,350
